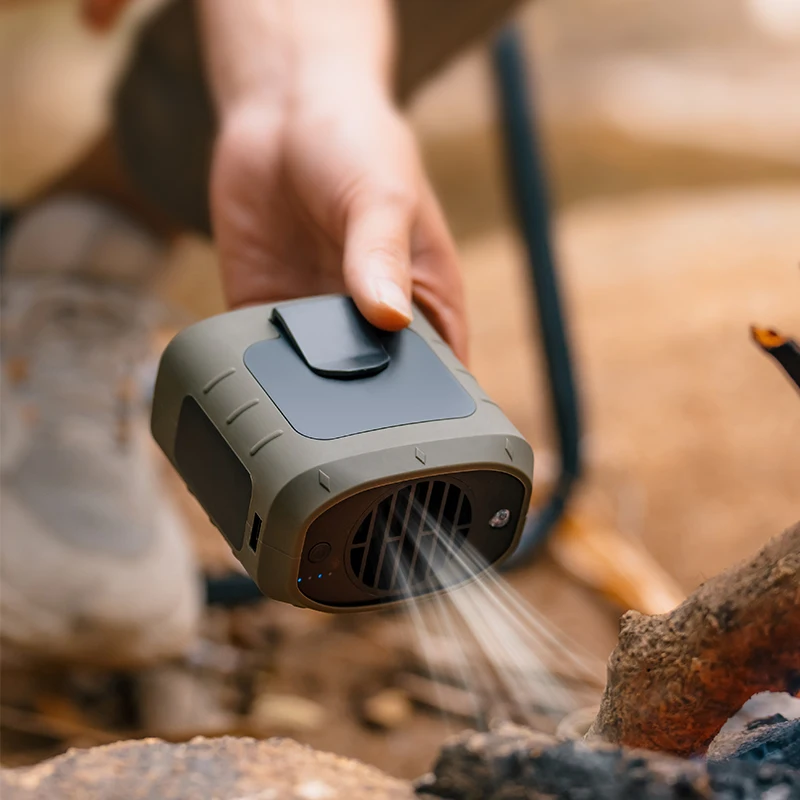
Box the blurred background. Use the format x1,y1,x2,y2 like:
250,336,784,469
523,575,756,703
1,0,799,780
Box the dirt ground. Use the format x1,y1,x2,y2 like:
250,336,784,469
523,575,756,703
2,0,799,783
155,150,800,783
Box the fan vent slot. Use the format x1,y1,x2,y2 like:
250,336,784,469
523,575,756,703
347,479,471,595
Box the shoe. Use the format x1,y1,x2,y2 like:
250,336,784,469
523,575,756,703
0,195,202,667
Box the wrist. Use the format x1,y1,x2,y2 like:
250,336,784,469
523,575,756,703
199,0,395,124
283,0,395,100
216,75,394,153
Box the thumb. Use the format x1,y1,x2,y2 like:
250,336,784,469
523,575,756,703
343,192,414,331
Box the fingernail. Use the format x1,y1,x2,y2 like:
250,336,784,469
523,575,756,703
371,279,413,324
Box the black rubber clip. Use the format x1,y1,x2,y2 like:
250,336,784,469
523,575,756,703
271,296,390,379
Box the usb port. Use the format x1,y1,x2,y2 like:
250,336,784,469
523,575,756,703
248,513,262,552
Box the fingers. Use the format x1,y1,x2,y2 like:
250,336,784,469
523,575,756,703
343,191,415,331
343,181,469,363
410,185,470,363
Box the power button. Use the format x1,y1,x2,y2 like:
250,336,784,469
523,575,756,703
308,542,332,563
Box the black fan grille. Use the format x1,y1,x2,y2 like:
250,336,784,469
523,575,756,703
347,479,472,595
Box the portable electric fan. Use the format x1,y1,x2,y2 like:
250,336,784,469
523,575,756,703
144,25,580,609
151,295,533,612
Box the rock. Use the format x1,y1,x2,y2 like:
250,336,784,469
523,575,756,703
587,523,800,756
709,716,800,770
5,724,799,800
250,693,326,735
137,665,237,738
0,736,415,800
721,692,800,734
360,689,413,731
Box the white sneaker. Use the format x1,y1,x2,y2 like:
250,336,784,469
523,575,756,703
0,195,202,667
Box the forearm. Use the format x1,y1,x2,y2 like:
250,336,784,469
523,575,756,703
197,0,396,119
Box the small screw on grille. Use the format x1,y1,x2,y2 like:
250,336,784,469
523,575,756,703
489,509,511,529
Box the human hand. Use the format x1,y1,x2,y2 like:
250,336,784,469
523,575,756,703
210,88,468,361
83,0,469,360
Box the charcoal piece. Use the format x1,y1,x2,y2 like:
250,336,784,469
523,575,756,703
416,725,800,800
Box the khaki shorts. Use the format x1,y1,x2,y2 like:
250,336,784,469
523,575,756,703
112,0,526,235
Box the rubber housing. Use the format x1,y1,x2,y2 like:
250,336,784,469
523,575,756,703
151,296,533,612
